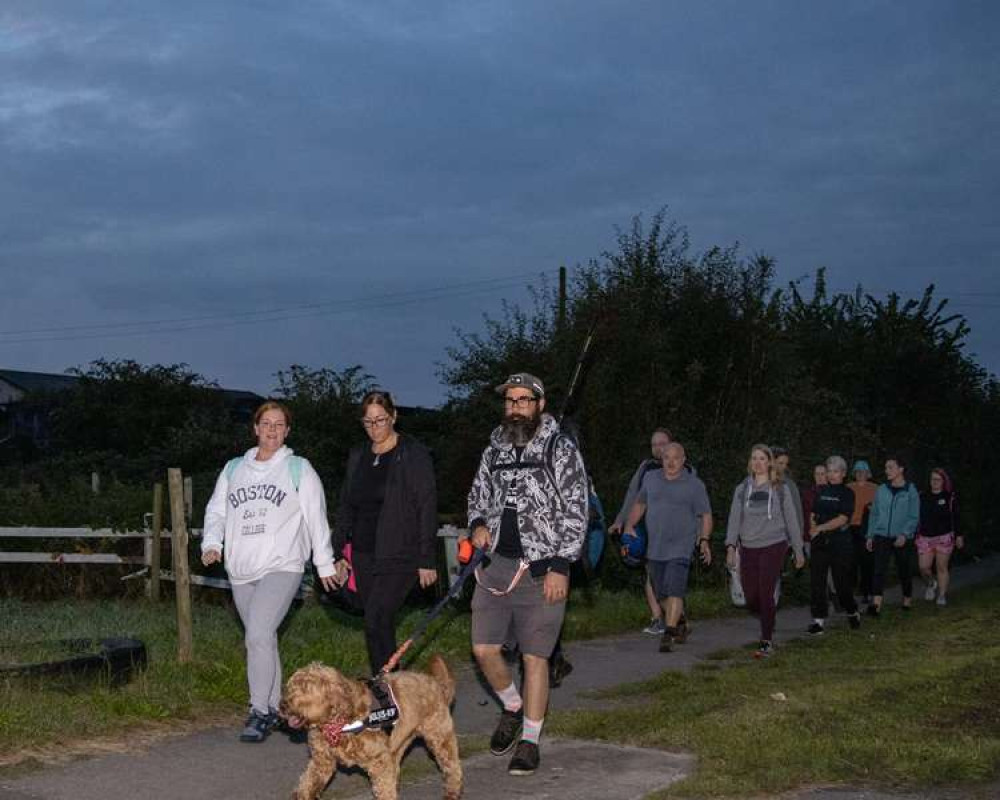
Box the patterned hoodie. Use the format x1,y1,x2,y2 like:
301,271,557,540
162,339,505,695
467,413,588,574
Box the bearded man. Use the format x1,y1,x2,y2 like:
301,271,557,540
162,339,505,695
467,372,588,776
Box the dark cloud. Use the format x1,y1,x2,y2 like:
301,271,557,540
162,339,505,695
1,1,998,404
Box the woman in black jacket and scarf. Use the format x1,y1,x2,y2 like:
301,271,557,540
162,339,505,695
333,390,438,673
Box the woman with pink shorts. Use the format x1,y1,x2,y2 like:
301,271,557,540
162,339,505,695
917,468,963,606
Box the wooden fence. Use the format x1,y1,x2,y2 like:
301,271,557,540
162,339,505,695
0,524,468,594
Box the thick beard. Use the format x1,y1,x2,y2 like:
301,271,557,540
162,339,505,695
501,413,540,447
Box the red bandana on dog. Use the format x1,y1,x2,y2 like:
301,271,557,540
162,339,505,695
321,717,351,747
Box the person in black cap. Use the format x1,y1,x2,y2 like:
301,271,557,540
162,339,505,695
467,372,588,776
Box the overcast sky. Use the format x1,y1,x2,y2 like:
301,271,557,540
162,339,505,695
2,1,998,406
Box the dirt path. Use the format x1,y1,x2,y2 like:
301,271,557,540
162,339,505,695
2,556,997,800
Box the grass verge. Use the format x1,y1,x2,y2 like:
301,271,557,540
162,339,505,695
548,582,1000,797
0,580,729,764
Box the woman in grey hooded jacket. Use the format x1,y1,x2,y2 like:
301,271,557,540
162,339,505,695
725,444,805,658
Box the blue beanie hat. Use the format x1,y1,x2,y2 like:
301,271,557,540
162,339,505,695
852,460,871,473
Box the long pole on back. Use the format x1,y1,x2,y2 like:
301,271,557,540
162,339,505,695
557,315,601,425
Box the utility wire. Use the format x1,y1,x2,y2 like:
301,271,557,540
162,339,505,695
0,270,555,346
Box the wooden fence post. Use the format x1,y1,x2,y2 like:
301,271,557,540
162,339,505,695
150,483,164,602
168,468,193,663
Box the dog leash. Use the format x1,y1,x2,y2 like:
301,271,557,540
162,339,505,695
473,557,530,597
313,546,487,742
375,545,488,679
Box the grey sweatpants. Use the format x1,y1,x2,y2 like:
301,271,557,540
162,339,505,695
230,570,302,714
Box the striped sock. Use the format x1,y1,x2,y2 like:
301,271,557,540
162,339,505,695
496,683,523,713
522,717,544,744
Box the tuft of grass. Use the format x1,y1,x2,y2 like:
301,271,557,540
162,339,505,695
548,583,1000,796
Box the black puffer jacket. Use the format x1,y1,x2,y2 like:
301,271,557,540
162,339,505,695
333,434,437,574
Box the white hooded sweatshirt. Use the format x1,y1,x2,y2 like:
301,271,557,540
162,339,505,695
202,446,335,585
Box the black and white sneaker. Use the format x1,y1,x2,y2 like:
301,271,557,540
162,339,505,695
807,622,825,636
508,740,540,775
753,640,773,659
848,612,861,630
489,708,523,755
239,709,279,743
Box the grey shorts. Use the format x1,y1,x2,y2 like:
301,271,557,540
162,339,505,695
647,558,692,600
471,554,566,658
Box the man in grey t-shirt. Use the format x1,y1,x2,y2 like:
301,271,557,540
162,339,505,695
624,443,712,652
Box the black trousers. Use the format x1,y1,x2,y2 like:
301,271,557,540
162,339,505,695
810,530,857,619
871,537,913,599
352,551,417,674
850,525,874,598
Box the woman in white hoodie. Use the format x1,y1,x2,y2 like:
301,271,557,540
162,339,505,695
202,401,340,743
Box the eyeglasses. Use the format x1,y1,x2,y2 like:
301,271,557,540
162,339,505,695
503,396,538,409
361,416,392,429
257,421,287,431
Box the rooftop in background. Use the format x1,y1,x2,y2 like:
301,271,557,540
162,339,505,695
0,369,81,395
0,368,263,407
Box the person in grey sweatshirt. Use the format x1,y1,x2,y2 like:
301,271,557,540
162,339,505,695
725,444,805,658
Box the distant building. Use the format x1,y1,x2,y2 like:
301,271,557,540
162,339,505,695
0,369,82,447
0,368,263,449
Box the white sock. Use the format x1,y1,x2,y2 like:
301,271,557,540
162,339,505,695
522,716,543,744
496,683,523,713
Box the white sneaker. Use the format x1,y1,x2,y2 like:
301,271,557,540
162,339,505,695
924,579,938,601
936,595,947,607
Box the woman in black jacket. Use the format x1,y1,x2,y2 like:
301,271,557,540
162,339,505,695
333,390,438,673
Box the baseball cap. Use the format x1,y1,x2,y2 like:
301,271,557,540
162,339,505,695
494,372,545,397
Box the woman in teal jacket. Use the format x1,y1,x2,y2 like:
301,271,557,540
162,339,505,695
865,455,920,615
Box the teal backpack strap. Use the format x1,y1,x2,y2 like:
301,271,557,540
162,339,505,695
288,455,304,491
224,457,243,482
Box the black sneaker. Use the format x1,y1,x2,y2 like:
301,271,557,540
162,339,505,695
807,622,825,636
508,740,540,775
239,709,278,743
866,605,880,618
753,640,773,659
848,612,861,630
548,653,574,688
489,708,523,755
659,627,677,652
674,617,691,644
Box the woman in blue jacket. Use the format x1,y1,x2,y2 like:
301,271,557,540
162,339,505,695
865,455,920,616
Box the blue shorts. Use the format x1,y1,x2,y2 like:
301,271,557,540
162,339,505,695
647,558,692,600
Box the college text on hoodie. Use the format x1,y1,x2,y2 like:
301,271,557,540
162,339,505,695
333,434,438,574
467,413,588,575
202,446,336,584
867,482,920,540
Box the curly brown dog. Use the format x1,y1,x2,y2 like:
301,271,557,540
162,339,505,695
280,654,462,800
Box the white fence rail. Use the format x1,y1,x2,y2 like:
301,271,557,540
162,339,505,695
0,524,467,594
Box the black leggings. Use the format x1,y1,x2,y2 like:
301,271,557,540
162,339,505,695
871,537,913,599
352,551,416,674
809,530,857,619
850,525,874,598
